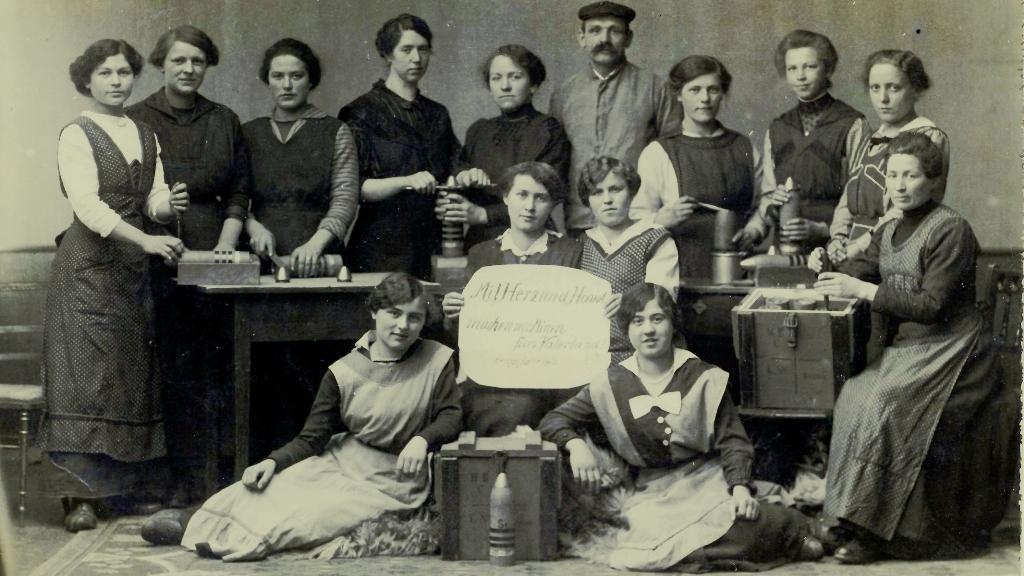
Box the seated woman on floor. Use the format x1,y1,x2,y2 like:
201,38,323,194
140,273,462,561
810,132,1015,564
539,283,823,572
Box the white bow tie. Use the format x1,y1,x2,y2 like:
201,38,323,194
628,391,682,419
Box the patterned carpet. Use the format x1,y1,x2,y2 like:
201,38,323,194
28,515,1020,576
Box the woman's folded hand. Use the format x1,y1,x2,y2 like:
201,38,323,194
730,485,760,521
395,436,428,477
566,438,602,493
241,458,277,491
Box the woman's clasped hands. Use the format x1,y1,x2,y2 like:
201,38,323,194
809,247,877,301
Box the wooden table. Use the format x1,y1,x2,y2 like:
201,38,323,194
189,273,439,494
677,279,754,340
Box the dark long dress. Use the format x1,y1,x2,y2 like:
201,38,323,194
126,90,250,249
40,116,165,497
766,93,863,231
824,201,1015,556
126,91,251,495
241,109,361,460
242,112,353,256
339,80,460,280
455,103,571,248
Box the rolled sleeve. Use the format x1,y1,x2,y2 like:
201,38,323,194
318,123,360,241
632,141,674,221
645,234,679,293
221,113,251,221
145,139,172,224
760,131,778,195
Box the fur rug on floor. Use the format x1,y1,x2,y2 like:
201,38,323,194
554,436,828,567
310,507,439,559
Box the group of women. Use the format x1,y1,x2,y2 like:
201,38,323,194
38,8,1014,573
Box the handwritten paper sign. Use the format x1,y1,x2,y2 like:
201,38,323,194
459,265,611,389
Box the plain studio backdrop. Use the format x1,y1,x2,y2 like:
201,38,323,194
0,0,1019,252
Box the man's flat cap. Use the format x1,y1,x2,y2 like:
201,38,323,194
578,1,636,23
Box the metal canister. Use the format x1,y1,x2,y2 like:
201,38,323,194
792,298,818,311
441,221,465,257
713,210,739,251
277,254,344,277
763,297,791,310
711,251,745,285
778,177,802,255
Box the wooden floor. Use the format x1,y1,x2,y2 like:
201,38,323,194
2,449,1019,576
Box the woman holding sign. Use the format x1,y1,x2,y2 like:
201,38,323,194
539,283,824,571
140,273,462,560
442,161,580,435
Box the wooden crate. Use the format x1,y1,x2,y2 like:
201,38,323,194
732,289,869,417
435,430,560,561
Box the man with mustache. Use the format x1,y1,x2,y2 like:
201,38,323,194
550,1,682,238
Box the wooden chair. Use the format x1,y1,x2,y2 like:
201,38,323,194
0,323,44,525
983,264,1023,352
981,264,1023,524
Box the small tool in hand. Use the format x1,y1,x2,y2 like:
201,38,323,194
820,250,832,310
696,201,726,213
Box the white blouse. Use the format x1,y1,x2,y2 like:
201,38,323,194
57,110,172,237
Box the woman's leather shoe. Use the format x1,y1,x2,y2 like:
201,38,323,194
140,509,187,545
810,518,842,555
194,542,220,558
131,501,165,516
167,483,192,509
797,535,825,561
65,502,97,532
835,539,880,564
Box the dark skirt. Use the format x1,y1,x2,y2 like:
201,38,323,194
45,452,167,500
41,218,166,497
40,220,164,462
347,193,440,281
145,198,224,251
676,503,812,572
254,203,340,258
